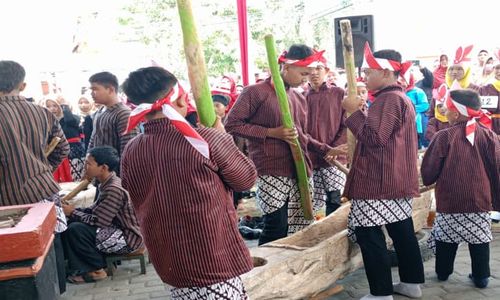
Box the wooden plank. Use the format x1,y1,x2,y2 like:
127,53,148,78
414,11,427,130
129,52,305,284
309,285,344,300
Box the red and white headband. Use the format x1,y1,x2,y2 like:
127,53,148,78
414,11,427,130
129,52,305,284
362,42,412,75
278,50,327,68
445,80,492,145
124,82,210,159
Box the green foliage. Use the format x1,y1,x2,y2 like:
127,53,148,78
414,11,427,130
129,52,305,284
203,30,237,77
117,0,324,80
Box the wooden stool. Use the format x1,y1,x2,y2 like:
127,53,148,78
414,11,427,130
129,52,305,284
106,248,147,277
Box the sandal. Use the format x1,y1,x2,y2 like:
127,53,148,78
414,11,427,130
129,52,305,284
89,269,108,281
67,272,107,284
67,274,95,284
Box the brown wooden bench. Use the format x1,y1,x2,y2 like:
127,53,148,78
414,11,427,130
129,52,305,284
105,247,147,277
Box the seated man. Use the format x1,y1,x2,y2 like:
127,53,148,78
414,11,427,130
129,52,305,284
62,146,143,283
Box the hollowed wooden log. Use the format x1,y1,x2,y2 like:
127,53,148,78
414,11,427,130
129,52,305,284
242,191,433,300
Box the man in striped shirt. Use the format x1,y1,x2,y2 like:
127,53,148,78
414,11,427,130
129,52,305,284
62,146,143,283
306,52,348,216
226,44,341,245
0,60,70,293
342,47,424,300
121,66,257,300
87,72,137,158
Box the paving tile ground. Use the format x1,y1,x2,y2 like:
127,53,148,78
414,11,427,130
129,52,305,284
61,233,500,299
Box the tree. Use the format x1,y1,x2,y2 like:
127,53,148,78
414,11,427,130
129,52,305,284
118,0,241,80
117,0,315,81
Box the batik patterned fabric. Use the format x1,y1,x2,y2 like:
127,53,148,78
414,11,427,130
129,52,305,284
256,175,315,234
427,212,492,254
96,227,130,254
171,276,248,300
312,166,346,206
347,198,413,242
41,193,67,233
69,142,85,181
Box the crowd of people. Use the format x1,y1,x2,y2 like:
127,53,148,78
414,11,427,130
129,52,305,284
0,41,498,300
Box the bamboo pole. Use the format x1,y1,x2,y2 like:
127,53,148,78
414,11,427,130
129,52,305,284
331,160,350,176
264,34,314,220
44,137,61,158
419,184,436,194
177,0,217,127
340,20,357,166
61,179,90,204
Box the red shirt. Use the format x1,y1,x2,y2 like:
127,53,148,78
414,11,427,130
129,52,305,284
121,118,256,287
421,122,500,213
343,85,420,200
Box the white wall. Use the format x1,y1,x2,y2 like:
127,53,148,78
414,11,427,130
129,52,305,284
327,0,497,67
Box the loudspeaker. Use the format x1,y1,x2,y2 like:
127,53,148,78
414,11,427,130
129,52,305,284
334,15,374,69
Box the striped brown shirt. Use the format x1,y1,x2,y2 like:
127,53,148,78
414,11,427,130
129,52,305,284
343,85,420,200
421,121,500,213
226,79,329,178
71,172,143,250
425,118,450,142
479,84,500,134
0,96,70,206
87,102,137,156
306,83,346,168
121,118,257,287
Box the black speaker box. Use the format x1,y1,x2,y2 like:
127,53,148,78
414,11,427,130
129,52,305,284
334,15,374,68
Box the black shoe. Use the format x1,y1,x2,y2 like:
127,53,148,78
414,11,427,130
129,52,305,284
437,273,449,281
241,191,256,199
469,273,489,288
239,217,256,228
253,217,264,230
239,226,262,240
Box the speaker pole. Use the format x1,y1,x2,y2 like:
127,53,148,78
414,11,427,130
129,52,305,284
339,19,357,166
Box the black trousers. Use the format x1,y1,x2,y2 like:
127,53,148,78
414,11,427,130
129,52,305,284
435,240,490,279
62,222,106,275
258,201,288,246
326,190,341,216
355,218,425,296
54,233,66,294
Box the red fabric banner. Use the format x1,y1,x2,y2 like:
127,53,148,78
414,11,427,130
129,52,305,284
236,0,249,86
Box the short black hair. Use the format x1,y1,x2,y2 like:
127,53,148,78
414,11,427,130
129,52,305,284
122,67,177,105
89,72,119,92
88,146,120,173
285,44,314,60
449,89,481,111
212,94,229,106
0,61,26,93
373,49,403,77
